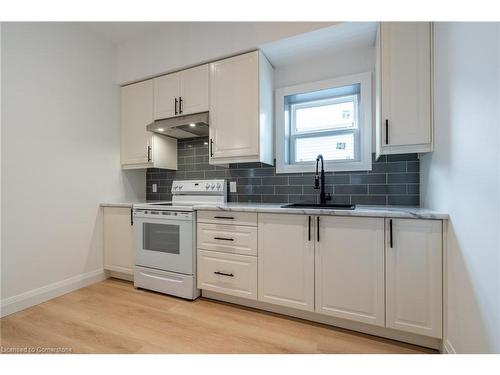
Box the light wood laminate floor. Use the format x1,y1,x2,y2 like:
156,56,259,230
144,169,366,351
0,279,436,354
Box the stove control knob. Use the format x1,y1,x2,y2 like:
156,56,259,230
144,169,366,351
178,185,183,190
173,185,178,190
211,183,215,189
205,183,210,189
216,183,221,190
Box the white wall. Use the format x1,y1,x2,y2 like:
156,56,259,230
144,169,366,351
420,22,500,353
115,22,335,84
1,23,144,311
274,46,375,89
274,46,376,150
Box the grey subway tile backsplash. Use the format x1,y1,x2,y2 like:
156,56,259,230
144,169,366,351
146,137,420,206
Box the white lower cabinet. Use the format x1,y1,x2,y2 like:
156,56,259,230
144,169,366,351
257,214,315,312
197,210,444,341
386,218,443,338
197,250,257,300
103,207,134,276
315,216,385,327
197,211,258,300
197,223,257,256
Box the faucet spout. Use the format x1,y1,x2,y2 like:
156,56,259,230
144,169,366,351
314,155,331,205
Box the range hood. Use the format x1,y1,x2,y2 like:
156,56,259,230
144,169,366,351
147,112,209,139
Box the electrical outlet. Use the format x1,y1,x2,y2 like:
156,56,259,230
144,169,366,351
152,183,157,193
230,181,237,193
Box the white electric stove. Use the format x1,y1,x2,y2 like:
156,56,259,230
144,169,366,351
133,179,226,299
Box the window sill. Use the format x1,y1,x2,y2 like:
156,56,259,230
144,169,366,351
276,159,372,174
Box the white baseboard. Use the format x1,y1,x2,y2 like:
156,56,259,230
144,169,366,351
443,339,457,354
0,269,107,318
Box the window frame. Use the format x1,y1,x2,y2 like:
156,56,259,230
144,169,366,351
290,94,360,164
275,72,372,174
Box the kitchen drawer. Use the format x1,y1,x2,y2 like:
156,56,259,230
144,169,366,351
197,250,257,300
197,210,257,227
197,223,257,256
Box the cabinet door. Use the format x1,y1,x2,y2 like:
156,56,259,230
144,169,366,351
315,216,385,327
197,250,257,300
180,64,209,115
209,51,260,159
103,207,134,275
153,72,181,119
386,218,442,338
380,22,431,149
121,80,153,166
258,213,314,311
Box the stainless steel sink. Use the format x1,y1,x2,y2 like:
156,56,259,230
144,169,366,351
281,203,356,210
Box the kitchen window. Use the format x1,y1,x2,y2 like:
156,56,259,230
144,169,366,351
275,72,372,173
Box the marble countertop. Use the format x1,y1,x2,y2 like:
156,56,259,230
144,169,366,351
100,201,448,219
192,203,449,220
100,201,152,208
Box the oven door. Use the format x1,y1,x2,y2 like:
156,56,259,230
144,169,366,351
133,210,194,275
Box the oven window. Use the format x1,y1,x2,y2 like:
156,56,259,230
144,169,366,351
143,223,180,254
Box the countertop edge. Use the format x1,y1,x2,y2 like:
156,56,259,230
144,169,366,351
192,204,449,220
100,202,136,208
100,202,449,220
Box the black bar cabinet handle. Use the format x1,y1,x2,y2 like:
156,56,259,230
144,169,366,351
179,97,183,114
308,216,311,241
214,237,234,241
385,119,389,144
389,219,393,248
210,139,214,157
214,216,234,220
130,208,133,226
147,146,151,162
174,97,178,115
214,271,234,277
316,216,320,242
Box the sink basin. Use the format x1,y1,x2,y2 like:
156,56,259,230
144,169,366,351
282,203,356,210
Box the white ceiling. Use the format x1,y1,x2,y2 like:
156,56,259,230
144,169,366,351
85,22,168,44
86,22,377,72
261,22,378,67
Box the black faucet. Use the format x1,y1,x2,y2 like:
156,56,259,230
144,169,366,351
314,154,331,205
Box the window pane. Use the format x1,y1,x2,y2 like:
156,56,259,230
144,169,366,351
295,133,355,162
143,223,180,254
295,98,355,133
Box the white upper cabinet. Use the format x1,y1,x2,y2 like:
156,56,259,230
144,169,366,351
121,80,177,170
315,216,385,327
154,72,180,119
209,51,274,165
258,213,315,312
386,218,442,338
179,65,209,115
153,64,209,120
121,80,154,167
376,22,433,157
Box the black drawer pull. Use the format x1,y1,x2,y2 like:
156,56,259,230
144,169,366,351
385,119,389,144
214,237,234,241
317,216,320,242
389,219,393,248
214,271,234,277
308,216,311,241
213,216,234,220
